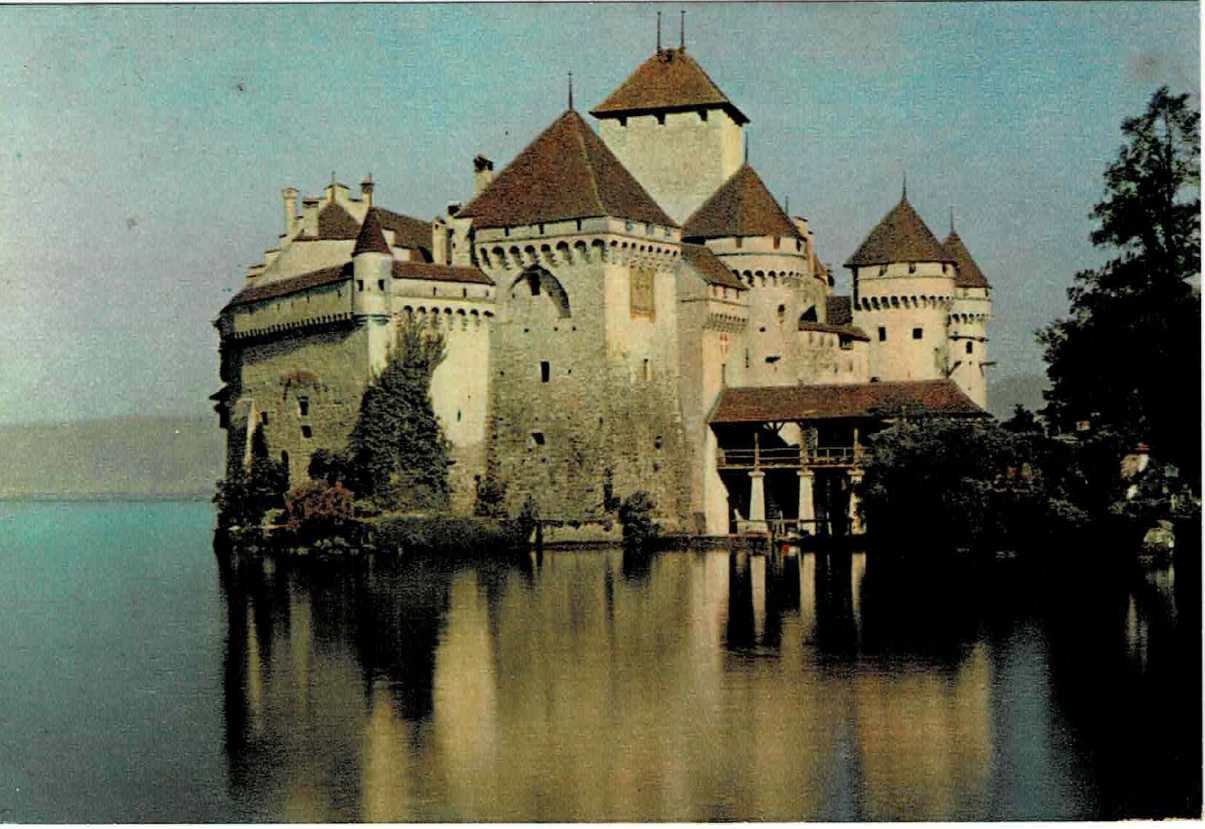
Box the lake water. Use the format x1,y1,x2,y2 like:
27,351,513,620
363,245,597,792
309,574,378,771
0,501,1198,821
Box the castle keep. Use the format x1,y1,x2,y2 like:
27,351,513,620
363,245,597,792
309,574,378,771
214,40,993,535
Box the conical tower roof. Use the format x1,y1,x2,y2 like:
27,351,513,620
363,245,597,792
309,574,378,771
845,195,953,267
942,229,991,288
352,208,391,256
590,47,748,125
458,109,676,229
682,165,800,240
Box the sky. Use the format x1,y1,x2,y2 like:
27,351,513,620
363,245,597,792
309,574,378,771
0,2,1198,425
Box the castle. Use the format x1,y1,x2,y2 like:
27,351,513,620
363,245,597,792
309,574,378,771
213,38,992,536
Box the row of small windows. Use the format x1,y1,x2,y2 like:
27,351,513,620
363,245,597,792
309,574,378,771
732,237,804,253
357,280,484,300
876,263,952,275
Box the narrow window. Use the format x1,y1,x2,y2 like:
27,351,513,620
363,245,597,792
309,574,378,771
540,361,550,383
433,287,438,297
966,340,974,354
281,450,289,467
735,237,743,249
462,288,468,298
745,350,750,369
878,326,887,342
721,363,727,385
576,219,583,231
357,280,364,291
642,358,651,381
377,279,385,291
773,236,781,250
300,425,313,439
654,435,664,450
908,262,917,274
298,397,309,417
529,275,540,296
777,304,786,324
260,412,269,426
457,409,462,422
913,327,923,340
530,431,546,447
878,265,887,276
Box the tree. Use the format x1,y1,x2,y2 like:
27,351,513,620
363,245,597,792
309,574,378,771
1038,87,1201,489
214,423,288,528
1002,404,1042,434
345,317,451,512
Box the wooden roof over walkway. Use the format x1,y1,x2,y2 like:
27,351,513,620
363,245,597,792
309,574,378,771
709,379,985,424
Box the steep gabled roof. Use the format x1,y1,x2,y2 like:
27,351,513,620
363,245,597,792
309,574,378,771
681,243,746,290
316,201,361,240
377,208,433,256
825,295,853,325
845,196,953,268
709,380,985,424
682,165,800,240
942,230,991,289
352,208,391,256
590,47,748,125
458,109,676,229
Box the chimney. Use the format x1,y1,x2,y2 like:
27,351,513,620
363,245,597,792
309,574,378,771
282,187,299,235
361,175,374,208
473,155,494,196
432,217,449,265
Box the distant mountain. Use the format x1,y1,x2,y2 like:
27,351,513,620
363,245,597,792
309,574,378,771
0,416,223,499
988,373,1050,420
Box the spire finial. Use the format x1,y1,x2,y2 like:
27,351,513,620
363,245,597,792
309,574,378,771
950,206,955,234
744,137,748,165
785,195,790,215
680,10,685,49
657,11,661,51
902,171,907,200
568,71,574,110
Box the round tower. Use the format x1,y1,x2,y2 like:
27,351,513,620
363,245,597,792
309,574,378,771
846,189,957,384
351,209,394,373
942,219,992,409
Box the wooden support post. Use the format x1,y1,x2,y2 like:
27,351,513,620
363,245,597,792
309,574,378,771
753,429,760,468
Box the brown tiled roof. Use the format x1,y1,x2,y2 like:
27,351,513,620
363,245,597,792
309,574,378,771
590,47,748,125
353,208,391,256
316,202,361,240
942,231,991,289
826,295,853,325
681,243,746,290
377,208,433,256
683,165,801,241
845,196,953,267
709,379,984,424
224,263,351,310
798,321,870,342
392,261,494,285
457,109,676,229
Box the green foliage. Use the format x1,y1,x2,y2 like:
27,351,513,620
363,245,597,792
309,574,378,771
860,418,1066,554
473,474,508,518
1038,86,1201,489
344,318,452,512
282,480,355,535
1002,404,1042,434
372,515,520,557
618,491,660,548
214,423,288,529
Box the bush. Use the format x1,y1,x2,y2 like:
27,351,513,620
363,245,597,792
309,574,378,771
283,480,355,535
618,491,660,548
474,474,508,518
372,515,520,557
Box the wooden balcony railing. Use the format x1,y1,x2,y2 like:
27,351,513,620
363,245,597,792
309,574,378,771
716,446,868,469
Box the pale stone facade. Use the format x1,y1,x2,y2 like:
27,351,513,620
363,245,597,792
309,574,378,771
214,42,993,534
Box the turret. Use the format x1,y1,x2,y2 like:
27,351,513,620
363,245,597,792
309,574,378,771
352,209,393,372
942,216,992,408
846,188,957,384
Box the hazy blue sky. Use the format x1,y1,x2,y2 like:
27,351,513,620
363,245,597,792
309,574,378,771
0,2,1197,425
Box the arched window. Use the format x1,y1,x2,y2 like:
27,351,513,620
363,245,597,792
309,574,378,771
799,305,818,323
511,267,571,318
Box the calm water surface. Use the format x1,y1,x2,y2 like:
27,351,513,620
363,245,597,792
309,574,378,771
0,501,1198,821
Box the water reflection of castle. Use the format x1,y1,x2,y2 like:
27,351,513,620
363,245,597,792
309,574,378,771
219,549,1002,820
